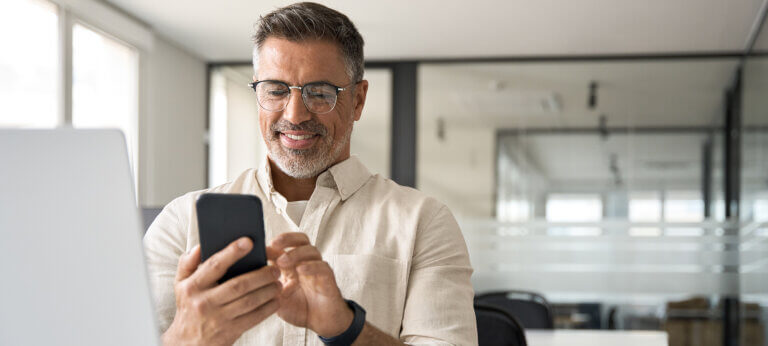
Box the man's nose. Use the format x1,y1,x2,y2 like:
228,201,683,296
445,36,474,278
282,89,312,125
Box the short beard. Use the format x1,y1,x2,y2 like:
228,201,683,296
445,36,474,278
265,118,352,179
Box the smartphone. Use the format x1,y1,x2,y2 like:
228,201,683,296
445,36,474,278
196,193,267,283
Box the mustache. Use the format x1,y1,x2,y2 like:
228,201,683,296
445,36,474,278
269,119,328,137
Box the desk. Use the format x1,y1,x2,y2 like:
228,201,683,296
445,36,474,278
526,330,668,346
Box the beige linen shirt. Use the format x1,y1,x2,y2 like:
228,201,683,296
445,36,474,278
143,156,478,345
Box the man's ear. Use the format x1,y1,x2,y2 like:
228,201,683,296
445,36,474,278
352,80,369,122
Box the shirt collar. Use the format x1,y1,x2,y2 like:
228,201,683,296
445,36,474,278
256,155,372,202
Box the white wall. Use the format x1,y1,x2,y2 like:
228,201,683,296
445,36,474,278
140,35,207,207
351,69,392,178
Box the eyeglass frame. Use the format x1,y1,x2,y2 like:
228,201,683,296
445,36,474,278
247,80,360,114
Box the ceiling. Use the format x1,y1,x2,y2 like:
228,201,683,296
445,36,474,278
497,131,768,190
105,0,766,61
418,59,745,129
418,59,768,192
506,133,707,184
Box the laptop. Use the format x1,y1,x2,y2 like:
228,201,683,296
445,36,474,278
0,129,160,346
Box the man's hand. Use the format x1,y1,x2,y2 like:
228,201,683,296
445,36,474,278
162,237,282,346
268,233,354,338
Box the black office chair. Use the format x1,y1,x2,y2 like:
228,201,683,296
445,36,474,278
475,290,555,329
141,207,163,233
475,302,527,346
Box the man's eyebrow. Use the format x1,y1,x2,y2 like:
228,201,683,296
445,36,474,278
308,79,340,85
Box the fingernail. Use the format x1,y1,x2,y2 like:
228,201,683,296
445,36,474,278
237,237,251,250
271,266,281,279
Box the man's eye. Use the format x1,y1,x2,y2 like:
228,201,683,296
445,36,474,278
267,90,289,96
308,91,332,98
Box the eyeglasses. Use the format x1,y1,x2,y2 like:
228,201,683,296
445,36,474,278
248,80,358,114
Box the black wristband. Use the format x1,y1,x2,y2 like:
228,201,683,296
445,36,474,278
318,299,366,346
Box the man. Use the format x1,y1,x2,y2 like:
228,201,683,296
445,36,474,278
144,2,477,345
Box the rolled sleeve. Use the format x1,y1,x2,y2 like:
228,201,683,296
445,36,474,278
400,205,478,346
142,197,188,332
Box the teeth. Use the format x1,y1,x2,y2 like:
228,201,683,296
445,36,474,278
284,133,315,140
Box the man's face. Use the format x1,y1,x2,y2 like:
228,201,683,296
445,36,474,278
255,37,368,179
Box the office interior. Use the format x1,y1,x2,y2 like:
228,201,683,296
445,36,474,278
2,0,768,345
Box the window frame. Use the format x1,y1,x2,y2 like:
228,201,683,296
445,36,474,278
43,0,150,201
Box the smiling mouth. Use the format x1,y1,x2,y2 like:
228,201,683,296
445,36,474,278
278,131,320,150
283,133,316,140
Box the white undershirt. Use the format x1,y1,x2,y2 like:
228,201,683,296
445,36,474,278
284,200,309,226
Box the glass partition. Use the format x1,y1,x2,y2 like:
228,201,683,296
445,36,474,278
418,58,767,344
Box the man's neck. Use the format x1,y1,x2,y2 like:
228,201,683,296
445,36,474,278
268,150,351,202
269,160,317,202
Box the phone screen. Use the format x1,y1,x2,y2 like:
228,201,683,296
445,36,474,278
195,193,267,283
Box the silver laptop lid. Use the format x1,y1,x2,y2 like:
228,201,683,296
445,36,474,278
0,129,159,346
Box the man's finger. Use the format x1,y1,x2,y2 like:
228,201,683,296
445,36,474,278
266,244,282,262
175,245,201,282
296,260,334,277
277,245,322,268
191,237,253,288
279,274,301,297
220,282,281,319
269,232,311,252
296,260,339,296
207,266,281,305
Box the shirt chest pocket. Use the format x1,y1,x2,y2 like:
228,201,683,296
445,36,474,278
328,254,408,337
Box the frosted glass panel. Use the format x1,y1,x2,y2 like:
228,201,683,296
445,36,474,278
72,24,139,185
0,0,59,128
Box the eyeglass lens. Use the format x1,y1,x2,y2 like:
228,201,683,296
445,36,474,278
255,81,339,114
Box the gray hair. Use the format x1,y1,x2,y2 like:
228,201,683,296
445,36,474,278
252,2,365,83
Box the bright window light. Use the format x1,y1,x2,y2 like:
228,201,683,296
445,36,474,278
72,23,139,188
546,194,602,222
629,191,662,236
0,0,59,128
629,191,662,221
665,191,704,222
754,197,768,222
208,70,229,188
498,199,531,222
545,194,602,236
